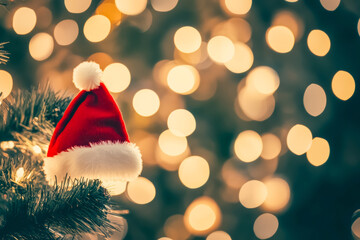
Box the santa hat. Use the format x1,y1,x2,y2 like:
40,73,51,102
43,61,142,184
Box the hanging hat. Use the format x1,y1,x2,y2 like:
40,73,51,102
43,61,142,184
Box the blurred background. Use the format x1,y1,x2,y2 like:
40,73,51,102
1,0,360,239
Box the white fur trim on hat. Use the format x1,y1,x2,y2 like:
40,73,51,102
73,61,102,91
43,141,143,185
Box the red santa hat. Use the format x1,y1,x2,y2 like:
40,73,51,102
43,61,142,184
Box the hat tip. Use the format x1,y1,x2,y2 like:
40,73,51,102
73,61,102,91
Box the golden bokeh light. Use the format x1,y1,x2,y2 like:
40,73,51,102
223,0,252,15
102,180,127,196
263,177,290,212
239,180,268,209
12,7,37,35
0,70,13,100
1,141,15,151
184,197,222,236
212,18,252,43
132,89,160,117
32,145,42,154
307,30,331,57
29,33,54,61
285,0,298,2
167,109,196,137
115,0,147,16
54,19,79,46
273,11,303,40
234,130,263,162
261,133,282,160
178,156,210,189
303,83,327,117
84,15,111,43
266,26,295,53
352,217,360,239
158,130,187,156
103,63,131,93
286,124,313,155
224,42,254,74
96,0,122,25
151,0,178,12
237,86,275,121
87,52,113,70
331,70,355,101
127,177,156,204
253,213,279,239
207,36,235,64
320,0,340,11
163,215,190,240
246,66,280,95
174,26,202,53
358,19,360,37
167,65,200,95
158,238,173,240
15,167,25,182
306,137,330,167
65,0,92,13
206,231,232,240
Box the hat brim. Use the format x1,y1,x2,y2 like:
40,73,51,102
43,141,142,184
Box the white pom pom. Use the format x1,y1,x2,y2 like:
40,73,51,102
73,61,102,91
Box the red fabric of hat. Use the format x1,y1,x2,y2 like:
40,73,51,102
43,61,142,184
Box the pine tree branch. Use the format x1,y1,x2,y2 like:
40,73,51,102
0,84,72,140
0,177,114,240
0,42,9,64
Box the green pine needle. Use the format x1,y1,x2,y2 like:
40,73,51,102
0,42,9,64
0,177,114,240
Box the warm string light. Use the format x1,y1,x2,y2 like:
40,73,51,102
132,89,160,117
151,0,178,12
303,84,327,117
320,0,341,11
206,231,232,240
54,19,79,46
307,29,331,56
286,124,313,155
266,26,295,53
184,197,222,236
29,33,54,61
253,213,279,239
65,0,92,13
178,156,210,189
0,70,13,100
83,15,111,43
127,177,156,204
332,70,355,101
234,130,263,162
102,63,131,93
12,7,37,35
15,167,25,182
